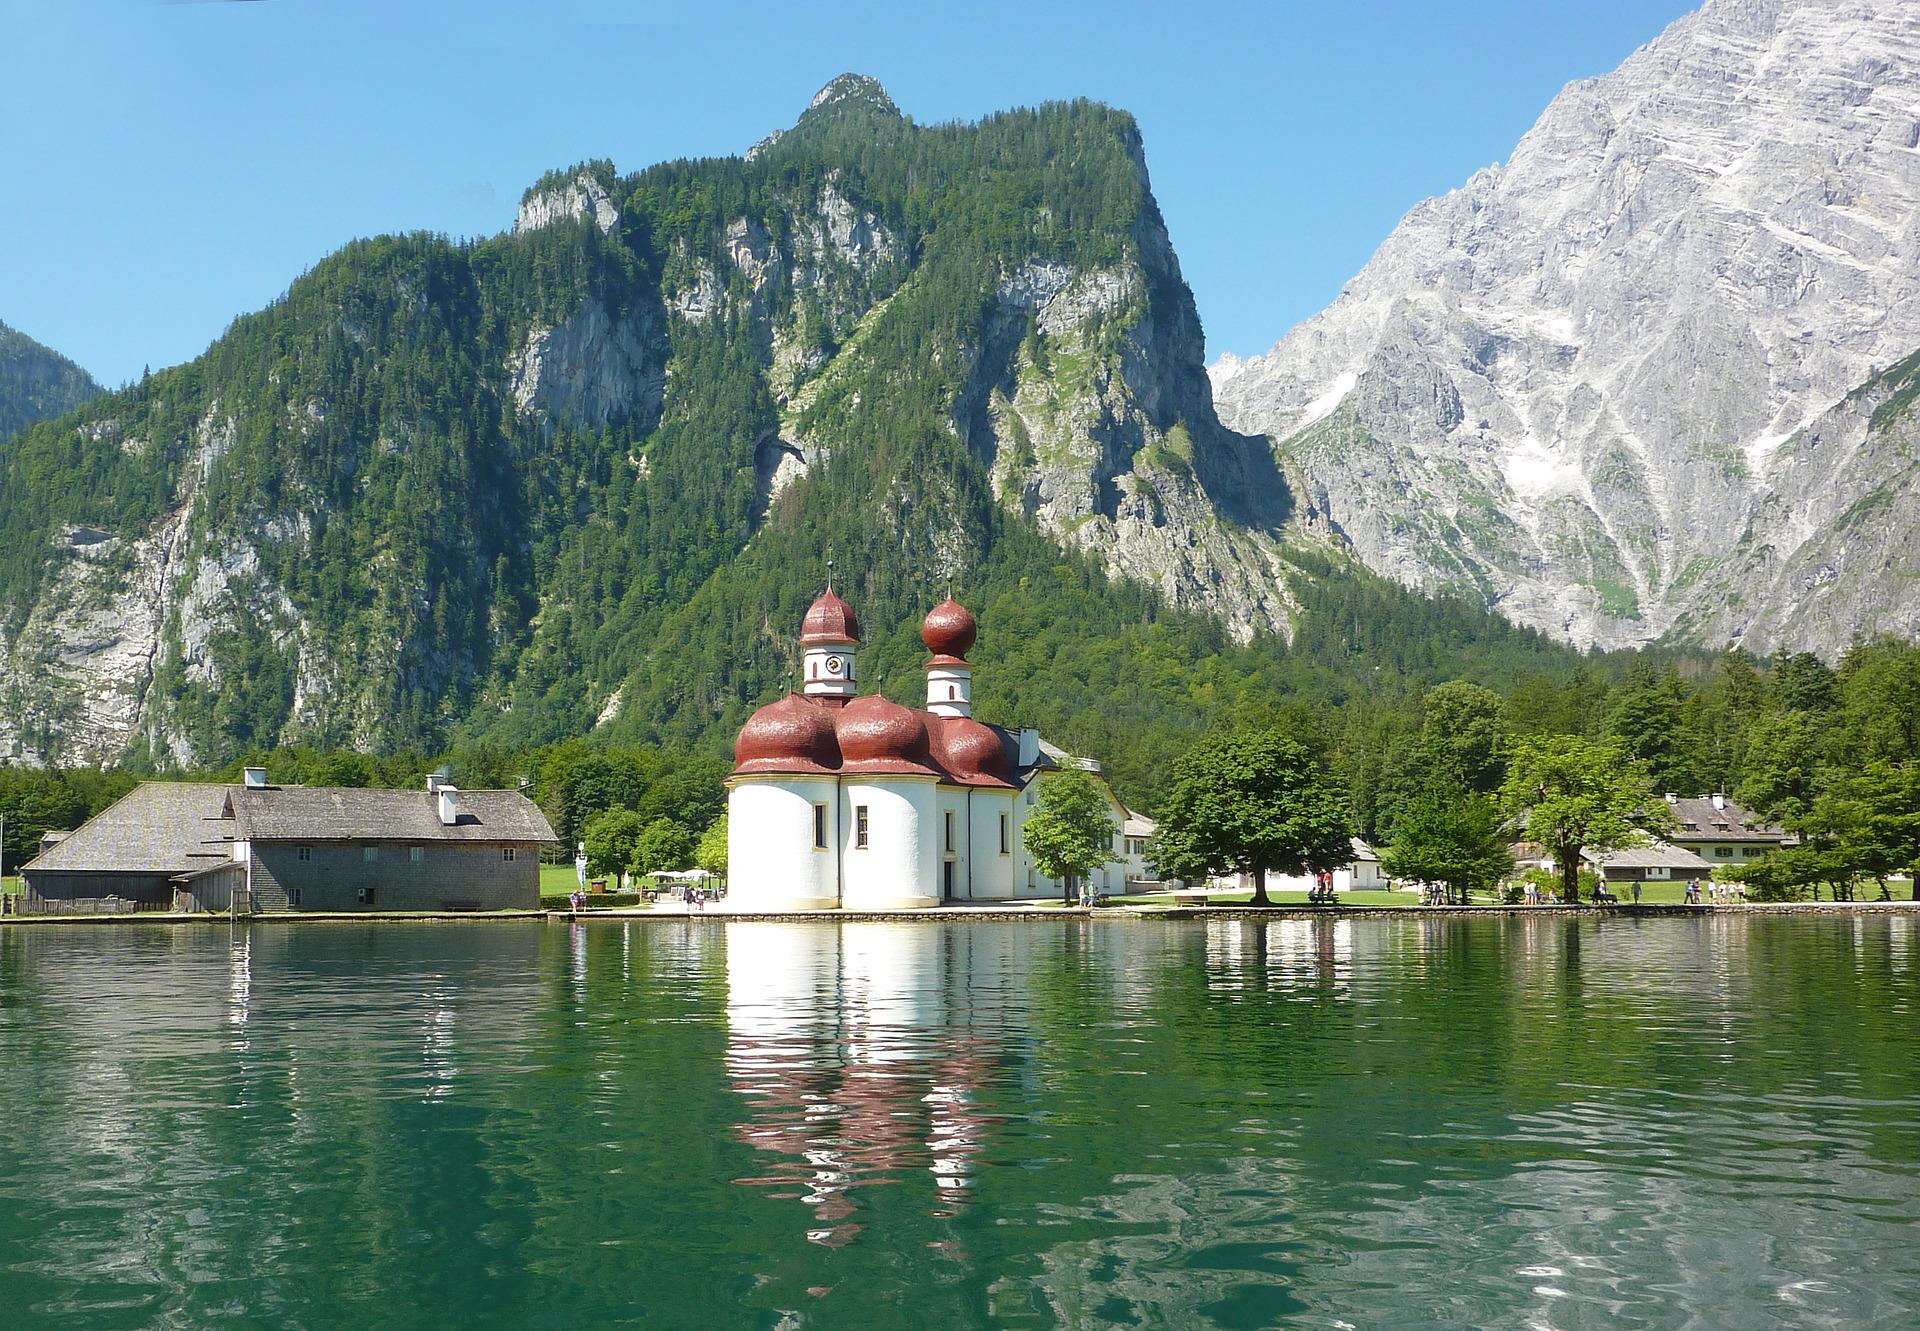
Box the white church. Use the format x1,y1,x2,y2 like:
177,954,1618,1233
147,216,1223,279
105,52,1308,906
725,587,1153,910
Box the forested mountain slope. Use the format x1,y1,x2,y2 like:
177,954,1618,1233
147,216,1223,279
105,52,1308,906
0,76,1592,777
1213,0,1920,656
0,321,100,442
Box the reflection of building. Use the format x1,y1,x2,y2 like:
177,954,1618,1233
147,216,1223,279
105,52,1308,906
22,773,555,912
726,588,1142,908
724,923,1001,1244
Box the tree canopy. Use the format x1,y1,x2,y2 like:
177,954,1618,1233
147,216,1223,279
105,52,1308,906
1022,770,1118,900
1380,784,1513,905
1500,735,1666,905
1150,728,1350,905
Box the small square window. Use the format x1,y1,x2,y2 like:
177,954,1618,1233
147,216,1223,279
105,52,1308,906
502,847,516,862
357,886,375,905
410,846,425,863
298,846,312,861
363,846,379,863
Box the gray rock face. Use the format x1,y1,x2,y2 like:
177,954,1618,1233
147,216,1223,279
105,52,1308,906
514,172,619,236
509,298,666,432
1212,0,1920,654
957,211,1297,643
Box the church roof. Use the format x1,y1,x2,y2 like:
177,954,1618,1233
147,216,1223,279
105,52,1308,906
730,693,1021,788
800,588,862,645
921,597,977,662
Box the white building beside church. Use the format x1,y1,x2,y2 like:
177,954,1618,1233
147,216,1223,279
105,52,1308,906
726,588,1143,910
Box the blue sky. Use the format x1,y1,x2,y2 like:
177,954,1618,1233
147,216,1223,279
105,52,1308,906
1,0,1695,387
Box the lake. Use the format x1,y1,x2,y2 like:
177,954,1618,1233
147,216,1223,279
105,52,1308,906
0,915,1915,1329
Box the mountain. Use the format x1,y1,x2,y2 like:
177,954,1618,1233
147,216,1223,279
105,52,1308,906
0,75,1582,775
1212,0,1920,655
0,321,101,441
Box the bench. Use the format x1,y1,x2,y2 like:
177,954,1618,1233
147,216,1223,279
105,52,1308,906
1171,891,1210,907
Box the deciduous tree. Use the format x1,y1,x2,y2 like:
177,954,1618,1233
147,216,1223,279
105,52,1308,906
1380,783,1513,905
1500,735,1666,905
581,808,648,883
632,818,693,880
1150,729,1350,906
1022,770,1118,902
696,815,729,878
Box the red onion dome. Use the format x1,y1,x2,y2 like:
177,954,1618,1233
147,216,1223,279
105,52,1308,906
921,596,977,662
732,693,841,775
800,588,862,645
835,694,938,774
933,715,1012,786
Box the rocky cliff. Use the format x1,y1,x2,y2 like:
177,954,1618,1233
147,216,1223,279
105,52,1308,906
1212,0,1920,654
0,78,1302,767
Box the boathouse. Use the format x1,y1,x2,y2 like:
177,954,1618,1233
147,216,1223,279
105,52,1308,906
21,771,556,913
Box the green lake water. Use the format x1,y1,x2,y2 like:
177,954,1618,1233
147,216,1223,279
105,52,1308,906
0,915,1916,1330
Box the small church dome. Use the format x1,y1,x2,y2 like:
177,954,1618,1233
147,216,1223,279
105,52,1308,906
921,596,977,661
733,693,841,775
934,715,1011,784
801,588,862,645
836,694,937,773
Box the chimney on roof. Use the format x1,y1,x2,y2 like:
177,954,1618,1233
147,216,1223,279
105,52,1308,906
426,771,451,794
1711,793,1726,811
1018,728,1040,769
1664,792,1678,803
437,786,460,826
244,767,268,790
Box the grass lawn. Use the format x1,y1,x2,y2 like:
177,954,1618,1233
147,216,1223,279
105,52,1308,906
540,863,582,896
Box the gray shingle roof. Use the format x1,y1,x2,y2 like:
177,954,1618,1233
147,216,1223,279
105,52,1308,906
23,782,236,874
1583,841,1715,871
24,781,557,877
1663,795,1787,842
229,786,556,844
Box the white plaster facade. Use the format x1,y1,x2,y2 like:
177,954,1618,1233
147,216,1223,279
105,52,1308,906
724,591,1141,911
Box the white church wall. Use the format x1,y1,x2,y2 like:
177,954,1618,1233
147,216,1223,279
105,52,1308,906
934,787,968,901
840,777,940,910
728,776,842,911
967,790,1017,899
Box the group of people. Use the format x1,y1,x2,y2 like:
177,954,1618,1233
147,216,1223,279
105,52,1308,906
564,882,721,912
1682,878,1746,905
1309,872,1338,905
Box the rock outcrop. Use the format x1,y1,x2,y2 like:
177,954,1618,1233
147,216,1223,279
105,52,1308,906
514,170,619,236
1212,0,1920,654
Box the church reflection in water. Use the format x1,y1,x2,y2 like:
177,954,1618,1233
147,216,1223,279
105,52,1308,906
724,923,1004,1247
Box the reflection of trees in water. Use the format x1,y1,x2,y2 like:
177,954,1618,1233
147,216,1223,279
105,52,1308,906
724,923,1004,1248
